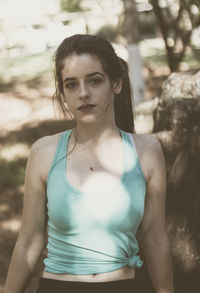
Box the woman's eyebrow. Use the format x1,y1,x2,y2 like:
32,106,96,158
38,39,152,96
87,72,105,78
63,72,105,83
63,77,76,82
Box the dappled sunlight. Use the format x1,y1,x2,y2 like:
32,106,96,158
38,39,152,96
91,131,137,173
78,172,124,193
0,204,10,213
76,173,131,225
0,91,55,134
0,143,29,161
172,229,199,272
1,218,21,233
71,132,138,194
67,135,140,228
0,94,31,133
0,283,5,293
135,114,154,134
140,38,165,57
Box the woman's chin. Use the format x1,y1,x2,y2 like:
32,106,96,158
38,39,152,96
76,114,100,125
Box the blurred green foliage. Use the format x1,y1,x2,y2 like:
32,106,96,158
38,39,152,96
0,48,54,81
150,0,200,71
143,45,200,70
138,11,157,38
60,0,82,12
0,159,26,188
0,38,199,86
97,25,119,42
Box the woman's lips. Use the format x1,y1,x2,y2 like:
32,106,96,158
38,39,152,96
78,104,96,112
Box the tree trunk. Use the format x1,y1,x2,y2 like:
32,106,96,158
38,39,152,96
150,0,179,72
152,95,200,290
150,0,196,73
135,70,200,291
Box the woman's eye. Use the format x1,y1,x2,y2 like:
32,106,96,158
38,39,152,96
89,78,102,85
65,82,77,89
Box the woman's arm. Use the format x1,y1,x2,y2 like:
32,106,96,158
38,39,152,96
4,138,49,293
141,137,174,293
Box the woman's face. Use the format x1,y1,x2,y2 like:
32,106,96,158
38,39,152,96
61,53,121,126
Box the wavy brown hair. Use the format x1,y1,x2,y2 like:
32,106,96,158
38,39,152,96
53,34,135,133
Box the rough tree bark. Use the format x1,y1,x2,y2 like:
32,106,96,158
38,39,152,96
152,71,200,291
135,70,200,291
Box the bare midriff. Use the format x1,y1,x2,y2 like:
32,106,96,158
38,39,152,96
42,266,135,282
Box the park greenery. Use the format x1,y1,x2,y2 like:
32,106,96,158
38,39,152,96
60,0,200,71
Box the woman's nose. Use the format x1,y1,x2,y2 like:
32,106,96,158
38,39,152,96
79,82,89,100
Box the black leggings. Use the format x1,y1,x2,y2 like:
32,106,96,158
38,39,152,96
36,277,140,293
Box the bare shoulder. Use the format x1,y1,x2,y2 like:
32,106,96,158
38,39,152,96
132,133,162,154
31,132,61,154
28,131,64,182
131,133,165,182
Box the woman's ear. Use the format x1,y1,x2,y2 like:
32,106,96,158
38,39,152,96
113,78,122,94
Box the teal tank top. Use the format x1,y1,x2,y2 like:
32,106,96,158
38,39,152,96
44,129,146,274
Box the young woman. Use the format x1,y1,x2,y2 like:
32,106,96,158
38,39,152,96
4,34,174,293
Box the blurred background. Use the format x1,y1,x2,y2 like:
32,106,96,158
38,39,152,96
0,0,200,292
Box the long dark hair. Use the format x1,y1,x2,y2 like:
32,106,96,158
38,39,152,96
53,34,135,133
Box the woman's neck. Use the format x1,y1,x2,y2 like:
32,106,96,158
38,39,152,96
73,122,120,146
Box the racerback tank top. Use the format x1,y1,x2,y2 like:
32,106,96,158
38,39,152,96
44,129,146,274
